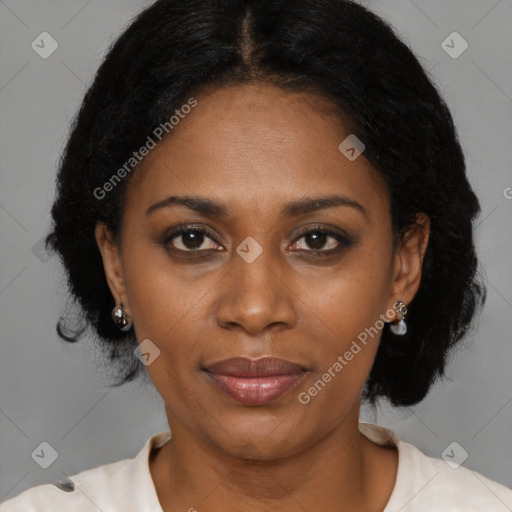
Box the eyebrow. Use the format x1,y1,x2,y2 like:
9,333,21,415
145,194,367,219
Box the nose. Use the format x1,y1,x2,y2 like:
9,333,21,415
215,246,297,336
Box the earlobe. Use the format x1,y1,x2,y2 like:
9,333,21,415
94,222,130,312
389,213,431,307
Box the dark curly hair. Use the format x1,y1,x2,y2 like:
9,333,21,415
45,0,486,406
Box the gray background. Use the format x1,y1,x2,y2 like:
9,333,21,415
1,0,511,502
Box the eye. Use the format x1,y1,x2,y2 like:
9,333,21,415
289,227,352,253
161,224,354,256
164,227,222,252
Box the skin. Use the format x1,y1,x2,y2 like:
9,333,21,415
95,83,430,512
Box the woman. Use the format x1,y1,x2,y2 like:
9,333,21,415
2,0,511,510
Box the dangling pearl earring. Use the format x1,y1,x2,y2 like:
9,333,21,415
111,301,133,332
389,300,408,335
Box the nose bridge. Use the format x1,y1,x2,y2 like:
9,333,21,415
236,240,279,296
216,238,296,334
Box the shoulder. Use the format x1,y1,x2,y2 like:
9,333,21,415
359,422,512,512
0,458,130,512
0,430,171,512
398,442,512,511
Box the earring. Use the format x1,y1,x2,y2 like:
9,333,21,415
111,302,133,332
389,300,408,335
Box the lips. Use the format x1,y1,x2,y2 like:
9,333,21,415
205,357,305,377
203,357,307,405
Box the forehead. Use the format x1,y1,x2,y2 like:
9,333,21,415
125,83,389,223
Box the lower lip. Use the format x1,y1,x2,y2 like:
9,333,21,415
204,372,305,405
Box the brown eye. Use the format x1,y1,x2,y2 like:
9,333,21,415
165,228,222,252
290,228,354,253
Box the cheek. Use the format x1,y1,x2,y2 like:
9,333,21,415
305,251,391,342
121,244,222,403
123,255,203,404
122,242,205,340
296,289,386,423
123,227,391,353
297,248,392,390
122,221,391,383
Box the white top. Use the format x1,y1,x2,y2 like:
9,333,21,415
2,422,511,511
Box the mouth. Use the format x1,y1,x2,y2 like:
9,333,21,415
202,356,308,406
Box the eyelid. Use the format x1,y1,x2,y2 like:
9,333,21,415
291,223,350,241
288,225,353,254
162,223,353,254
163,225,222,249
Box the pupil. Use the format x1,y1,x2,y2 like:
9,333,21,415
306,232,326,250
184,231,204,249
180,231,329,251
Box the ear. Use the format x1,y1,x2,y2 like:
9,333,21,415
386,213,430,311
94,222,131,314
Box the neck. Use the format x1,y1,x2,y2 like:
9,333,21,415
150,403,395,512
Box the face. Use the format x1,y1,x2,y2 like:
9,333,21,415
96,83,429,460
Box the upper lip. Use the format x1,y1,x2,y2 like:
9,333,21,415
204,357,306,377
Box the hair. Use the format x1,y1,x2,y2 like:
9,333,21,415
45,0,486,406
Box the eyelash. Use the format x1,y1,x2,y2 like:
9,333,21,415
161,224,354,258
